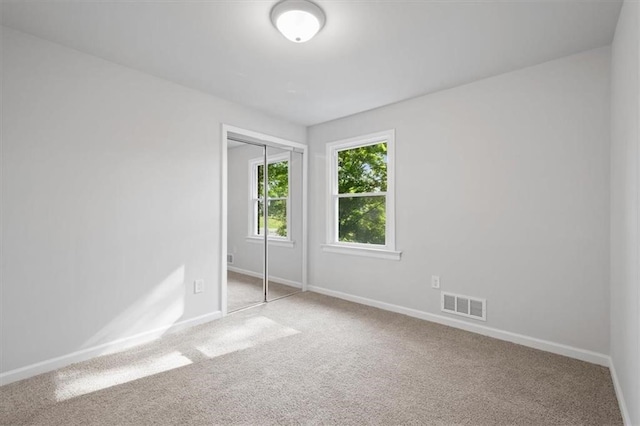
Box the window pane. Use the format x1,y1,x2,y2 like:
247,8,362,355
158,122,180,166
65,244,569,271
257,161,288,198
338,196,385,245
257,200,287,238
268,161,288,198
338,142,387,194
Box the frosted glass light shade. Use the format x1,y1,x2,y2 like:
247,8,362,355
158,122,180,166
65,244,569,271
271,0,326,43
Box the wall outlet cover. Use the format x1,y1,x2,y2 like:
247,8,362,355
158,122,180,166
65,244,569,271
194,279,204,294
431,275,440,289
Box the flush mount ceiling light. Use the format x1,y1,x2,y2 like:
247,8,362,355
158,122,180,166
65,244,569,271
270,0,326,43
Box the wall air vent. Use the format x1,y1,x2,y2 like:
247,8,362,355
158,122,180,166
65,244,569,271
441,291,486,321
227,254,234,264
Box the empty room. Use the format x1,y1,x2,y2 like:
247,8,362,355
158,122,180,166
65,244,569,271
1,0,639,424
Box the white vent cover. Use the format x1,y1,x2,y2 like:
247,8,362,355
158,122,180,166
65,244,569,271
441,292,486,321
227,254,234,264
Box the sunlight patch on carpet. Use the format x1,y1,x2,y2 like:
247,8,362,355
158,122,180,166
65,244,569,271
195,316,300,359
55,351,192,401
53,316,299,402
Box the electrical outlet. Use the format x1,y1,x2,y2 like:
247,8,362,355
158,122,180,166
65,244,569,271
194,279,204,294
431,275,440,289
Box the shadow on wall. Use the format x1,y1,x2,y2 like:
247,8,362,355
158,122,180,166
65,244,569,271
80,265,187,352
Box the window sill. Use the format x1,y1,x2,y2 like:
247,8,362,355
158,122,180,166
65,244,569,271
246,236,295,248
321,244,402,261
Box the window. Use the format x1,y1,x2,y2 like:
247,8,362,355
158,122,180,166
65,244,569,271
249,153,290,240
324,130,400,260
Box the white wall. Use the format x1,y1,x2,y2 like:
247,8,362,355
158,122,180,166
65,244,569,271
227,145,303,284
0,20,623,396
308,48,611,355
610,1,640,424
0,27,305,375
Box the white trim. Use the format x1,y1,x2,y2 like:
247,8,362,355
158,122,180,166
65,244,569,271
228,266,302,289
325,129,396,252
225,124,306,150
307,285,609,366
248,152,291,239
321,243,401,260
609,358,632,426
336,191,387,199
325,130,396,151
302,147,308,292
221,126,229,316
0,311,222,386
245,236,295,248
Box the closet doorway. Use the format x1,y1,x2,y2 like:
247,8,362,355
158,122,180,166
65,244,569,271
221,125,307,314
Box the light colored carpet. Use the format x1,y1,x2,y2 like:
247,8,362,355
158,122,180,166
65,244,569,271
227,271,299,312
0,292,622,425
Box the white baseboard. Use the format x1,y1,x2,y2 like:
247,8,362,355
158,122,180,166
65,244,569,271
0,310,222,386
308,285,610,367
609,357,632,426
228,266,302,289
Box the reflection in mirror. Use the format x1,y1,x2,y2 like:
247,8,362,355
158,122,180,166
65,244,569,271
266,146,302,301
226,139,265,312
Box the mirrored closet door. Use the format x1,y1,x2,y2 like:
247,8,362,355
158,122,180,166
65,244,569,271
226,132,304,312
265,146,303,301
226,140,266,312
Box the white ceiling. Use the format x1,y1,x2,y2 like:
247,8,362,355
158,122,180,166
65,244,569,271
1,0,622,126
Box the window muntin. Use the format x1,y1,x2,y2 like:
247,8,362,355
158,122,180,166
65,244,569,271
327,130,395,252
250,153,290,239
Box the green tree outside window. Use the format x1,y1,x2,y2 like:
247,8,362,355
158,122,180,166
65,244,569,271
256,160,288,237
337,142,387,245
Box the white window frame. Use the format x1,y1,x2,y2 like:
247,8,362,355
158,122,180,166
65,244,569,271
322,129,401,260
248,152,292,244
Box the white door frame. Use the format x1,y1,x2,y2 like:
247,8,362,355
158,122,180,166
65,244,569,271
220,124,308,316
